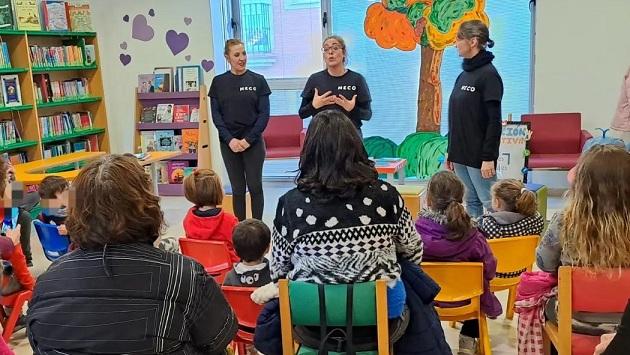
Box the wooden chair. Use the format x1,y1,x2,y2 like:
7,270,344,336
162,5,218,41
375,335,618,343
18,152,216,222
0,289,32,341
279,279,389,355
543,266,630,355
222,286,264,355
488,235,540,320
178,238,233,284
422,262,492,355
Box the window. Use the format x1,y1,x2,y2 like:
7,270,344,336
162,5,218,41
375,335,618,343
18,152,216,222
284,0,320,10
240,0,273,54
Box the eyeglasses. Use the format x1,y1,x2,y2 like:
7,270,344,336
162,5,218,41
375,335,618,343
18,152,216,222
322,45,342,53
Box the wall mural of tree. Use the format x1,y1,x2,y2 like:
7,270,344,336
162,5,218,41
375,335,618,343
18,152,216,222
364,0,489,132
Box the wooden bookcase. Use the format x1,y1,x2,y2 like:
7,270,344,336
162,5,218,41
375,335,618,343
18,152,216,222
133,85,211,196
0,30,109,168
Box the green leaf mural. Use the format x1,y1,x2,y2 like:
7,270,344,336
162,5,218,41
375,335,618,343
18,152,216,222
397,132,448,179
364,136,398,159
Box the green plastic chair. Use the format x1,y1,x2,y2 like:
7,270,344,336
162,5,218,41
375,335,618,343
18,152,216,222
279,279,390,355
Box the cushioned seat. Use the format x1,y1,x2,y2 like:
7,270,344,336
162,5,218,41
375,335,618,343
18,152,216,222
263,115,305,159
527,153,582,169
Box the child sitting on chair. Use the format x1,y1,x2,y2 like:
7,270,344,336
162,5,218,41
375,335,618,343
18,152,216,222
223,219,271,287
37,176,69,236
415,170,501,355
183,169,239,263
479,179,545,239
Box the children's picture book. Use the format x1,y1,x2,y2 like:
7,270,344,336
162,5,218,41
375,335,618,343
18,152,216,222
181,129,198,154
183,166,195,178
42,0,69,31
13,0,41,31
140,106,157,123
167,161,189,184
155,130,175,151
176,65,202,92
1,74,21,106
173,135,182,151
66,1,92,32
189,107,199,122
0,0,14,29
153,73,169,93
154,67,174,92
156,103,174,123
83,44,95,65
173,105,190,122
140,131,157,153
137,74,154,93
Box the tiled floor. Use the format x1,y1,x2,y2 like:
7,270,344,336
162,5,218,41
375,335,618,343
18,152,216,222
10,179,566,354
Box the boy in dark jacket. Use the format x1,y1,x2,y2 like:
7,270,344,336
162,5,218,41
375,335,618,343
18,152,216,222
223,219,271,287
37,176,69,234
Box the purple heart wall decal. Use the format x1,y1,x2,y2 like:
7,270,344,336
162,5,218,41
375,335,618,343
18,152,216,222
123,14,129,22
201,59,214,72
185,55,191,61
165,30,189,55
148,9,155,17
119,54,131,66
184,17,192,25
120,41,127,50
132,15,154,42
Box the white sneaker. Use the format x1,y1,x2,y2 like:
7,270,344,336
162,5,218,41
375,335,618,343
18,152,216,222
458,334,478,355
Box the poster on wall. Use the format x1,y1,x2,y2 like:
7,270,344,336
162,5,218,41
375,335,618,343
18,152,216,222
497,122,531,181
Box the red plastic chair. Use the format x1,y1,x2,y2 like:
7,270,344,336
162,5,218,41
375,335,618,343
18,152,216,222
178,238,233,284
222,286,264,355
0,289,32,341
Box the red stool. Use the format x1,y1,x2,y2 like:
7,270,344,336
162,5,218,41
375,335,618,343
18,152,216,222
0,289,32,341
179,238,233,283
222,286,264,355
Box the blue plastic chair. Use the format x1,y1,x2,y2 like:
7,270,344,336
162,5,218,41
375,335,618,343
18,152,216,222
33,220,70,261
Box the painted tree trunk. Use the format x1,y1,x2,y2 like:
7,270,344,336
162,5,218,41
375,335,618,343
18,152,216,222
417,46,444,132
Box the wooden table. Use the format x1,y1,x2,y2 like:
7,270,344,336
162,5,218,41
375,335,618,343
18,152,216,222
374,158,407,184
137,151,182,194
13,151,106,185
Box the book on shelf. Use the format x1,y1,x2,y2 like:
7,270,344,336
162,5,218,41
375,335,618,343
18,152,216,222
0,42,11,69
189,107,199,122
175,65,202,92
39,111,93,138
30,43,85,67
1,74,21,106
155,130,175,151
167,160,189,184
137,74,154,93
183,166,195,178
181,129,198,154
173,105,189,122
13,0,41,31
36,76,89,102
44,141,72,158
0,120,21,146
156,103,173,123
140,106,156,123
153,73,170,93
0,0,13,30
173,134,182,151
41,0,69,31
140,131,157,153
66,1,92,32
83,44,95,65
85,133,98,151
154,67,174,92
7,152,27,164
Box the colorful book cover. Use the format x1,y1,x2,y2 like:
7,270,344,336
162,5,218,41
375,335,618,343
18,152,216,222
152,73,169,93
137,74,154,93
1,75,21,106
183,166,195,178
140,106,156,123
66,1,92,32
181,129,198,154
140,131,156,153
173,135,182,151
180,65,201,92
0,0,14,29
83,44,95,65
13,0,41,31
173,105,190,122
167,160,189,184
155,130,175,151
156,103,174,123
42,0,68,31
189,107,199,122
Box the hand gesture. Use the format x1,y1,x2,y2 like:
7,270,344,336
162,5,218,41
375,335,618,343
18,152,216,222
229,138,244,153
58,224,68,236
312,88,335,109
335,94,357,112
239,139,251,151
445,160,454,171
481,161,496,179
6,225,20,246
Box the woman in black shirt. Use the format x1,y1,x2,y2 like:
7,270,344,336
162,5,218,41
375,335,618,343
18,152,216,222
299,35,372,134
209,39,271,220
446,20,503,219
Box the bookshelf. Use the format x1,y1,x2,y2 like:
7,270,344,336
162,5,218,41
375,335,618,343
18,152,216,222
0,30,109,166
134,86,210,196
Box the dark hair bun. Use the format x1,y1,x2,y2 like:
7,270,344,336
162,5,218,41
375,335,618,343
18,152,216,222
487,39,495,48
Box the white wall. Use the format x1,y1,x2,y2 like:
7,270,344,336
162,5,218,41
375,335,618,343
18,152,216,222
534,0,630,132
90,0,225,174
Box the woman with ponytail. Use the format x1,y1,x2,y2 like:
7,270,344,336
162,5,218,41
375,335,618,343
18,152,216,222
415,171,501,354
479,179,545,239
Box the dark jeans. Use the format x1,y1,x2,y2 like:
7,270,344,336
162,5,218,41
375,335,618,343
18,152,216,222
17,209,32,263
220,140,265,221
460,319,479,338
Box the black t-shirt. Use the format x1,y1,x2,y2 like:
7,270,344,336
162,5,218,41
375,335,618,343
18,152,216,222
209,70,271,141
299,69,372,128
448,63,503,169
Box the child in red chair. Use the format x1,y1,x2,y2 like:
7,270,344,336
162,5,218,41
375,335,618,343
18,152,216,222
183,169,239,263
223,219,271,287
479,179,544,239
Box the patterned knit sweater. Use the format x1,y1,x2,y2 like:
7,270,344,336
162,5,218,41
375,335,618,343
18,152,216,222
479,211,545,239
271,180,423,284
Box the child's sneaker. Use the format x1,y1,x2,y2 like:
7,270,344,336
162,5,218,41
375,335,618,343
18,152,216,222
458,334,478,355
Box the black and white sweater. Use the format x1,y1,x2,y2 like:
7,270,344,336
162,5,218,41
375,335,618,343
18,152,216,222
479,211,545,239
271,180,423,284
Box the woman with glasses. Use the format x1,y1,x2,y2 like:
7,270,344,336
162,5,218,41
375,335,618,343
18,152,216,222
299,35,372,134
